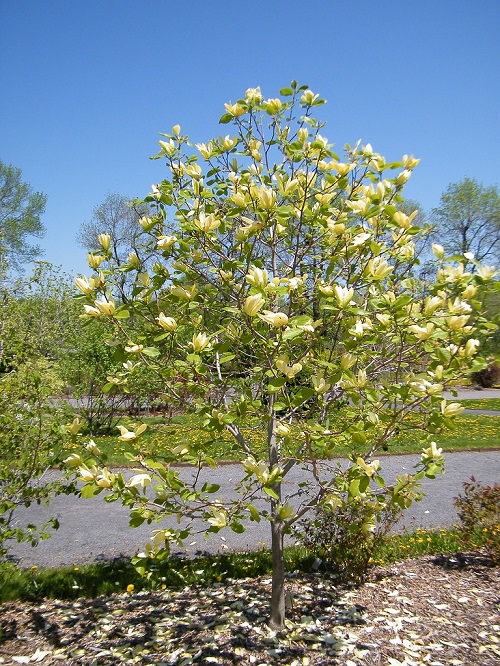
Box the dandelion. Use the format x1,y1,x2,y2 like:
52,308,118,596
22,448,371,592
127,584,135,593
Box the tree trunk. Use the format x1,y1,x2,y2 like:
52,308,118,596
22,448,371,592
270,515,286,630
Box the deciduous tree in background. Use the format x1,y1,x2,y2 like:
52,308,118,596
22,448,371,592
0,160,46,273
69,83,496,628
432,177,500,265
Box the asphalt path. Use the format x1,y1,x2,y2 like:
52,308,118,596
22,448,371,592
6,388,499,568
7,449,500,569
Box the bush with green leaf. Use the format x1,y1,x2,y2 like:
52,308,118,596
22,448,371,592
297,495,401,584
454,477,500,564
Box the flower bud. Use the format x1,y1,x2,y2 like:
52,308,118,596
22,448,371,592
98,233,111,251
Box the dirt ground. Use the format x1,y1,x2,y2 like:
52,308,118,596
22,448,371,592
0,553,498,665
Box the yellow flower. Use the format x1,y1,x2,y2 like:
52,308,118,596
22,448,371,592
275,355,302,379
75,276,94,295
421,441,443,459
191,332,209,353
441,401,464,418
432,243,445,259
87,253,104,269
477,265,498,280
157,235,177,250
127,584,135,593
312,376,331,394
243,294,265,317
157,313,178,331
95,298,115,316
245,265,269,289
194,212,220,232
258,185,276,210
258,311,288,328
245,87,262,104
333,285,354,308
357,457,380,478
98,233,111,251
224,102,245,117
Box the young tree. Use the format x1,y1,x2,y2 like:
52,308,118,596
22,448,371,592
432,177,500,265
68,83,495,629
0,160,46,272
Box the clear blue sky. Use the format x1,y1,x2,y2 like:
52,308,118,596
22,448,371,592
1,0,499,278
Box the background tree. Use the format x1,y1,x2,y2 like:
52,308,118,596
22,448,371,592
0,160,46,273
76,193,150,300
68,83,494,629
431,177,500,265
0,263,77,557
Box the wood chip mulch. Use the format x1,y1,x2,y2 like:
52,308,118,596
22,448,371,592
0,553,498,665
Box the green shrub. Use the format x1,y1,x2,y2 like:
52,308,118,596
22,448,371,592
297,499,401,584
454,477,500,564
471,359,500,388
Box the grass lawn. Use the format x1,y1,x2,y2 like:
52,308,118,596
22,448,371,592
66,400,500,466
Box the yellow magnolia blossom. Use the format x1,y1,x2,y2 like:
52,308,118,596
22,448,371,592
96,467,116,489
75,276,94,295
193,212,220,233
127,473,152,489
340,353,356,371
477,265,498,280
258,185,276,210
264,98,282,114
191,332,210,353
333,285,354,308
367,257,394,280
125,343,143,354
243,294,265,317
432,243,445,259
95,299,115,316
312,376,331,394
275,355,302,379
170,284,197,300
82,304,101,318
87,253,104,269
258,311,289,328
156,235,177,250
159,139,176,155
245,87,262,104
245,265,269,289
85,440,101,457
441,401,464,418
408,323,435,340
447,315,470,331
157,313,178,331
117,423,147,441
421,441,443,459
274,423,291,437
357,457,380,478
196,141,216,159
224,102,245,117
98,233,111,251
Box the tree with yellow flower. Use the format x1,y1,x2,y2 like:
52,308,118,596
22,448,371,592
69,82,496,629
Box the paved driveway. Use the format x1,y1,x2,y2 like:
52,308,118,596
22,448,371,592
7,449,500,569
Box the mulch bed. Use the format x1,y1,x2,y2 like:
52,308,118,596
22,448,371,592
0,553,498,665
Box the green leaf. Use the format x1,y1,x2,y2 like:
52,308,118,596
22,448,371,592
248,504,261,522
279,87,293,96
80,483,100,499
202,483,220,494
219,113,233,124
268,377,286,392
230,521,245,534
142,347,160,358
114,309,130,319
263,486,280,500
292,388,315,405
